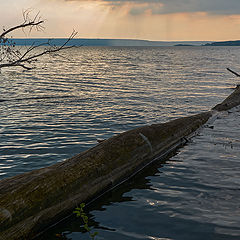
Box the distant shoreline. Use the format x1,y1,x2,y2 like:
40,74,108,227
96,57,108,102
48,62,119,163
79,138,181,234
204,40,240,46
6,38,210,47
3,38,240,47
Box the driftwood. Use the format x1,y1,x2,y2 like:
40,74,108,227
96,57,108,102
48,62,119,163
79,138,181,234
0,86,240,240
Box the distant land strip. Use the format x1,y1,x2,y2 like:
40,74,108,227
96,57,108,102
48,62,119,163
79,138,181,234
5,38,211,47
3,38,240,47
204,40,240,46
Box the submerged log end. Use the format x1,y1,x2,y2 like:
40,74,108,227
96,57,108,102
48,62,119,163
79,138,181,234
212,85,240,111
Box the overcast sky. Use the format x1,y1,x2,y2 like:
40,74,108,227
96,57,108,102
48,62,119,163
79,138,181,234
1,0,240,40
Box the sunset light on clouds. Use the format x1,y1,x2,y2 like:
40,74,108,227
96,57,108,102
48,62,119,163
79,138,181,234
2,0,240,41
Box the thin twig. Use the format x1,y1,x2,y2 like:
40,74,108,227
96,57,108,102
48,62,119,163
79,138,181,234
0,9,78,71
0,21,44,39
227,68,240,77
0,30,78,70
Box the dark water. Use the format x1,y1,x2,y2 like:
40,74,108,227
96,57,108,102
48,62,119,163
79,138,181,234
1,46,240,239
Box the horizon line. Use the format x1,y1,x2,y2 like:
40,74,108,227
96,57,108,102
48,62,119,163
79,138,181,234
9,38,214,42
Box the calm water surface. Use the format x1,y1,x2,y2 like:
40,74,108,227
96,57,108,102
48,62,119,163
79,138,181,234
0,46,240,239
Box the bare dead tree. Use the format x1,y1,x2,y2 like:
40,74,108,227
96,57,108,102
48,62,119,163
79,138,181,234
0,10,77,71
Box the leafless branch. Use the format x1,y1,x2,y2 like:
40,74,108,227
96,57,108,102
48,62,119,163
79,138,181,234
0,10,78,71
0,9,44,39
227,68,240,77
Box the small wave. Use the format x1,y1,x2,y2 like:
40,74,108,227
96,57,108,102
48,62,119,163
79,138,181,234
0,95,76,102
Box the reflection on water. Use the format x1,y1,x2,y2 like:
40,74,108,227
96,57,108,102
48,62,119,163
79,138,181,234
1,46,240,178
1,46,240,239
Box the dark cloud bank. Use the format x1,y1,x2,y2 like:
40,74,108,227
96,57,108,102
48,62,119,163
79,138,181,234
66,0,240,15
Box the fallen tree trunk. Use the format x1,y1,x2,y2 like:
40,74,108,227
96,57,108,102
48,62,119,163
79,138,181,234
1,86,240,240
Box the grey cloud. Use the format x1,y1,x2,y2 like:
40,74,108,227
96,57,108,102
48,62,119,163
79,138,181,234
156,0,240,15
65,0,240,15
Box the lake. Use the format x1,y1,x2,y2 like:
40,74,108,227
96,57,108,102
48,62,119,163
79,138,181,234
0,46,240,239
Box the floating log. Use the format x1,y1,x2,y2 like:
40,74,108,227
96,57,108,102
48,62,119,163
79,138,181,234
1,86,240,240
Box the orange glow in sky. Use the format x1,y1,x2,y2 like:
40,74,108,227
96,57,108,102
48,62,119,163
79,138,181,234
1,0,240,41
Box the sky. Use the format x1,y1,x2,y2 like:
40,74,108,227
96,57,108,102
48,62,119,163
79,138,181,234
1,0,240,41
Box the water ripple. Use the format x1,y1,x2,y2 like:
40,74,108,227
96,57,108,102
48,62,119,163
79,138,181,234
1,46,240,239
